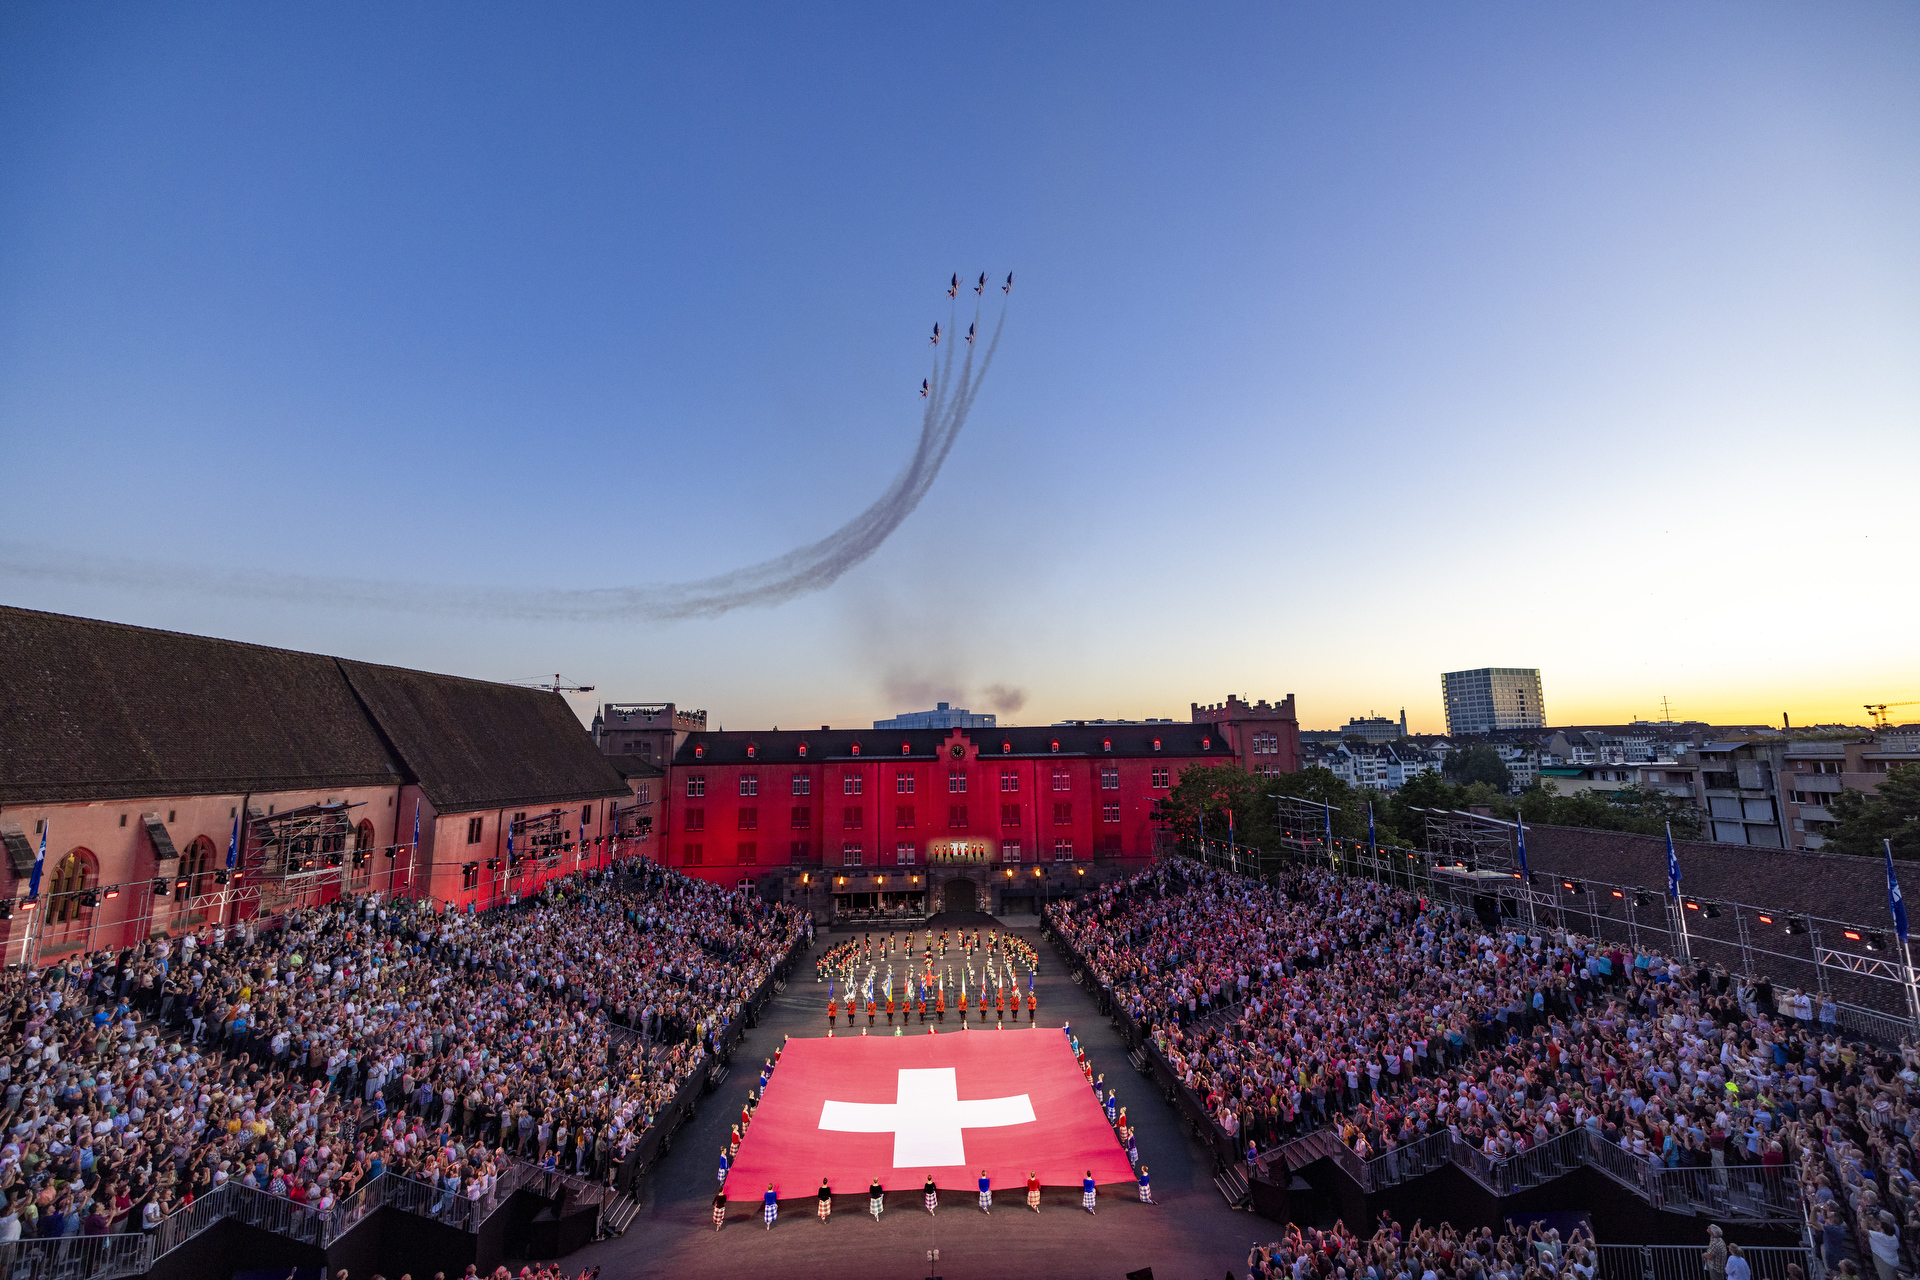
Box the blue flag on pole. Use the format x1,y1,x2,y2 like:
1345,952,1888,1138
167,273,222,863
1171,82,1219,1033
1887,839,1908,945
412,798,421,848
226,811,239,870
1367,803,1377,849
27,824,46,899
1665,824,1682,899
1324,807,1334,847
1515,816,1530,878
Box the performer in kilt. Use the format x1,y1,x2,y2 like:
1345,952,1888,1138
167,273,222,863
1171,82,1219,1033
923,1174,939,1214
977,1169,992,1214
817,1178,832,1222
1138,1165,1153,1204
1081,1171,1097,1214
868,1177,884,1222
712,1189,727,1231
762,1183,778,1229
1026,1171,1042,1212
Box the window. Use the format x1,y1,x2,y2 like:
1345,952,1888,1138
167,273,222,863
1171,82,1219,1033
685,809,705,832
897,773,916,794
843,775,863,796
738,808,758,830
1100,767,1119,790
790,840,810,862
1004,840,1023,862
739,776,758,797
1052,838,1074,861
461,863,480,890
686,776,706,798
737,842,758,865
948,773,967,793
1151,767,1170,788
1000,770,1019,792
1054,803,1072,825
791,806,812,828
1102,803,1120,823
581,805,593,823
1001,804,1021,826
792,775,811,796
949,805,968,827
466,817,483,844
636,783,651,804
896,805,916,828
843,843,864,866
842,806,864,829
1097,833,1122,853
896,842,917,865
1052,770,1070,791
683,843,704,866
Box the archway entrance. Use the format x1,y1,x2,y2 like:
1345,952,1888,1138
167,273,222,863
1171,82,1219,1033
942,878,978,913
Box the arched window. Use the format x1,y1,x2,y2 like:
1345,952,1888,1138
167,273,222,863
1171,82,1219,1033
181,836,216,901
47,849,94,925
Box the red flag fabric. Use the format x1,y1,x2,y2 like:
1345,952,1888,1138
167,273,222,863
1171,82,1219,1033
725,1030,1134,1199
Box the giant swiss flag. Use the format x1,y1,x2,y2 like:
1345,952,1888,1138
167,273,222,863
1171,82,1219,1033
725,1031,1135,1199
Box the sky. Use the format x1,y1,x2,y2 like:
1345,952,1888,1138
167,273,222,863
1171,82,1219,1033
2,3,1916,735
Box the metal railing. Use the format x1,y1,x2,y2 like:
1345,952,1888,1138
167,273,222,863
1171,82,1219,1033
1455,1127,1594,1197
1599,1244,1814,1280
0,1235,155,1280
1362,1129,1454,1191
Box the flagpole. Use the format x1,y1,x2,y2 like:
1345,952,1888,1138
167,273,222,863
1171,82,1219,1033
1667,824,1691,965
1886,839,1918,1034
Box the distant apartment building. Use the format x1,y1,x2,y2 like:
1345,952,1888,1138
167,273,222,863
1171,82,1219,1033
1685,740,1786,848
1342,711,1408,743
1442,668,1545,735
1536,760,1698,800
874,702,996,730
1303,741,1441,792
1777,738,1920,850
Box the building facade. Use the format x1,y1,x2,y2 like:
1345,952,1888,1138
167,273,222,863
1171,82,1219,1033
1777,738,1920,850
640,721,1231,916
1342,712,1409,743
0,607,632,966
1191,695,1301,777
1442,668,1545,735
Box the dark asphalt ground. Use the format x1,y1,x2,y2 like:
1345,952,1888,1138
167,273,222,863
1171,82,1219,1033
563,914,1265,1280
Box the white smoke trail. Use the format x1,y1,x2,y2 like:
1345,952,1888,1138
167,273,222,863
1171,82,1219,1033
0,306,1008,622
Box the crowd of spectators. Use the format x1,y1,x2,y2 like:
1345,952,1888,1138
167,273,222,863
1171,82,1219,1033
0,860,806,1249
1050,860,1920,1278
1246,1215,1611,1280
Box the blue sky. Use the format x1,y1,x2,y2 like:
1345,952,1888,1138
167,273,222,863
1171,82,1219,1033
3,3,1917,732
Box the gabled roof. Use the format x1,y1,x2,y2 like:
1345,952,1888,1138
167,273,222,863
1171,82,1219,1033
672,722,1225,765
0,606,626,815
337,660,628,815
0,606,404,805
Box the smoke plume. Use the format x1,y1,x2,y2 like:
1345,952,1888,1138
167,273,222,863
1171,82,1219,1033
0,305,1008,623
982,683,1028,714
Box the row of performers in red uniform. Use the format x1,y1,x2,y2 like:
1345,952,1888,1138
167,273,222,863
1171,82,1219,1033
826,984,1036,1028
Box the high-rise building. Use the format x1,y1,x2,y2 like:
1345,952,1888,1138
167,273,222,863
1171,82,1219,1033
1441,668,1544,735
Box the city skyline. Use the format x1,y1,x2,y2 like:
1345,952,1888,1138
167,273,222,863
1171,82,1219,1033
2,4,1915,739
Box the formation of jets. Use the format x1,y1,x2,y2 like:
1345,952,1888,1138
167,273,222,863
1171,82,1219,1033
923,272,1011,386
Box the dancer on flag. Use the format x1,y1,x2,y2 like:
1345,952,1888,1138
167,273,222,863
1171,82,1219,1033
1026,1171,1042,1212
869,1177,884,1221
1138,1166,1153,1204
712,1188,727,1231
1082,1171,1097,1215
923,1174,939,1215
817,1178,832,1223
762,1183,778,1229
978,1169,992,1214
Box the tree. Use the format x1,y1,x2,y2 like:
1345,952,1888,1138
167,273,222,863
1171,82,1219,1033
1444,744,1511,791
1826,764,1920,860
1159,764,1283,854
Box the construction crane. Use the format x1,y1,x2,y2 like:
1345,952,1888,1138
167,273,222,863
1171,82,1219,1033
1865,701,1919,729
520,674,595,694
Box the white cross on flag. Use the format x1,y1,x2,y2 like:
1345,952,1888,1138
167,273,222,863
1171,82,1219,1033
726,1032,1134,1196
